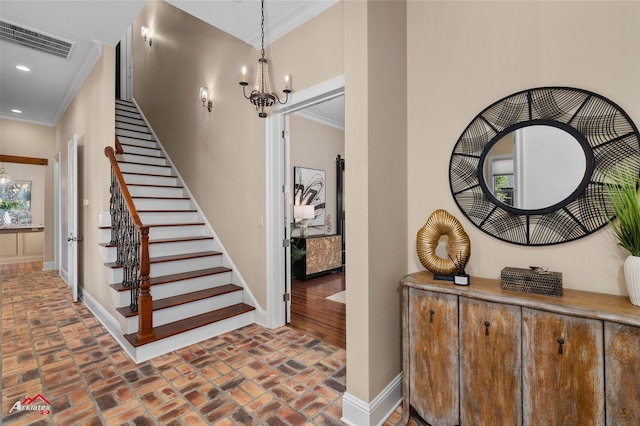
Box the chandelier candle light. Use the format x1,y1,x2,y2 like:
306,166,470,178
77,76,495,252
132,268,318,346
0,163,14,187
239,0,291,117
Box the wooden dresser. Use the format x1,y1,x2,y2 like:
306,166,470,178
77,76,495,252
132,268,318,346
292,234,342,281
401,271,640,425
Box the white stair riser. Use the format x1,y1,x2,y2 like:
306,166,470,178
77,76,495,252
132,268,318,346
147,225,206,240
111,272,233,307
123,174,178,186
101,245,117,263
118,163,173,176
151,273,233,300
128,185,184,198
115,104,138,112
122,145,163,157
148,239,213,257
116,136,157,149
117,122,149,133
133,198,192,210
138,211,199,224
119,154,167,166
125,291,244,333
116,129,154,140
102,238,213,262
116,116,145,126
105,254,222,284
151,256,222,277
131,311,255,363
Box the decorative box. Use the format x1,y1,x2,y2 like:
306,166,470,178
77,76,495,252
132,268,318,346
500,267,563,297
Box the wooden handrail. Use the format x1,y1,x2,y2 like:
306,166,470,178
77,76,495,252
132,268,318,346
105,143,154,342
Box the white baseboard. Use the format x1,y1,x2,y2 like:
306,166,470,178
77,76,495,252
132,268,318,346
341,374,402,426
81,290,136,361
43,261,55,270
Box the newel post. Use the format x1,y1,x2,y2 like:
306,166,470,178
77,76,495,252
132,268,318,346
137,225,154,341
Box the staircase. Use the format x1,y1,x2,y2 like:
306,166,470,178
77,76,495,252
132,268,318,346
99,99,256,363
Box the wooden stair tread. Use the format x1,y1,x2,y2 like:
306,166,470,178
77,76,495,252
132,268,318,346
127,183,183,189
121,171,177,178
117,284,243,317
115,134,154,142
124,303,255,347
104,250,221,269
109,266,232,291
120,142,160,150
115,126,152,135
131,196,190,200
99,222,203,230
118,152,166,160
116,160,170,168
99,235,212,248
137,209,197,213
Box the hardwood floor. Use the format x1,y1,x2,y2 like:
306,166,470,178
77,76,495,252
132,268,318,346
290,271,346,348
0,260,42,275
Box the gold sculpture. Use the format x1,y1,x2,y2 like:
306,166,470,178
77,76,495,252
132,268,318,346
417,209,471,276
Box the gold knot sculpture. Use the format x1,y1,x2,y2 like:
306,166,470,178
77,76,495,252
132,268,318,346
417,209,471,276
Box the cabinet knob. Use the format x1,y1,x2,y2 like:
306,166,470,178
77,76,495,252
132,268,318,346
557,337,565,355
484,321,491,336
429,309,435,323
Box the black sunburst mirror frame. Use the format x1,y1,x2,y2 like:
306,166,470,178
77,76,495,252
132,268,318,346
449,87,640,246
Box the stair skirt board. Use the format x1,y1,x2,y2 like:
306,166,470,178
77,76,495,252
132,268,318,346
99,99,263,360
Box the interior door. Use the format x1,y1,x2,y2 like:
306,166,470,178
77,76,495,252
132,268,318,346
67,136,79,302
283,115,292,322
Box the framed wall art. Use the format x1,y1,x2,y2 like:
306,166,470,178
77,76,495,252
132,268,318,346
294,166,326,229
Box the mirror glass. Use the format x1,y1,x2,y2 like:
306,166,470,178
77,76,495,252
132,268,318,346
482,125,586,210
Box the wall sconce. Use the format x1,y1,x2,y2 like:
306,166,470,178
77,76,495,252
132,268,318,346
141,26,152,46
294,204,315,237
199,87,212,112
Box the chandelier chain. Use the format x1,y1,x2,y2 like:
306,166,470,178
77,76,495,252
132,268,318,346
260,0,265,58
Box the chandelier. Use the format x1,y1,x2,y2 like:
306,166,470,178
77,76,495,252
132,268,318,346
239,0,291,118
0,163,14,187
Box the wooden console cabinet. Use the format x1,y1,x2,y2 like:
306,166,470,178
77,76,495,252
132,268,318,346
401,272,640,425
292,235,342,281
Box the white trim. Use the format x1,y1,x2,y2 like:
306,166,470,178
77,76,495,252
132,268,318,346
293,109,344,131
54,152,61,272
341,374,403,426
43,261,55,271
82,289,137,361
130,98,267,327
51,41,103,126
247,1,339,49
264,75,345,329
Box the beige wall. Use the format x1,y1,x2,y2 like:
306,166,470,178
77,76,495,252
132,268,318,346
56,45,115,312
133,1,267,306
407,1,640,296
0,119,56,263
344,0,408,402
289,115,344,236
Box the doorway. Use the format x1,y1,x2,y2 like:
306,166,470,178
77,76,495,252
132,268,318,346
265,76,346,346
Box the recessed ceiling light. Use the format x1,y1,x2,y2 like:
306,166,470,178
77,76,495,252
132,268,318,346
11,109,22,113
16,65,30,72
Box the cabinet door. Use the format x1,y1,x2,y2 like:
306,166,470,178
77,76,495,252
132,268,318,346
406,287,458,425
460,297,521,425
605,321,640,425
522,308,604,425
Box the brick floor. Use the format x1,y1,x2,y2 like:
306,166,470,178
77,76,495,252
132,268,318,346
1,268,420,425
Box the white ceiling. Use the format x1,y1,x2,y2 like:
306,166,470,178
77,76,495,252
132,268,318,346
0,0,342,128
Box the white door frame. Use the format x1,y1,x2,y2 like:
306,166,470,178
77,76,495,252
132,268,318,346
264,75,345,328
67,136,79,302
54,153,61,271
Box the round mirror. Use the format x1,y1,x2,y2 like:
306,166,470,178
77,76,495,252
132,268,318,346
480,124,590,212
449,87,640,246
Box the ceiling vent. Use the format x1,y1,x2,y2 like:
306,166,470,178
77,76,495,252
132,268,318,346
0,19,74,60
